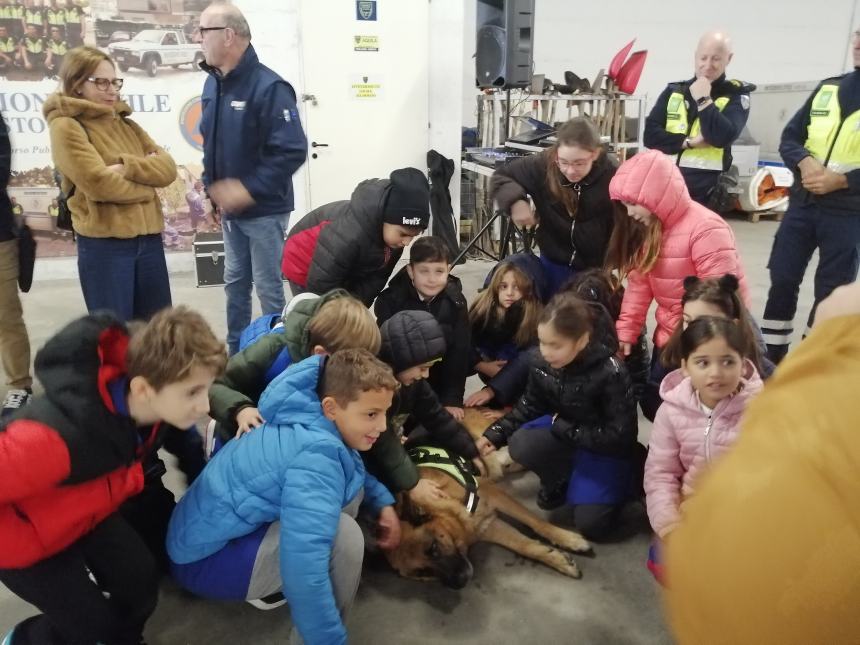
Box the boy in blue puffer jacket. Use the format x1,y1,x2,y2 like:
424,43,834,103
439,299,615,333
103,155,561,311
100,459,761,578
167,349,401,645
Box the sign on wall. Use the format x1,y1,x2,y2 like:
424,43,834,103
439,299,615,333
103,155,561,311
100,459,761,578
356,1,377,22
2,1,213,258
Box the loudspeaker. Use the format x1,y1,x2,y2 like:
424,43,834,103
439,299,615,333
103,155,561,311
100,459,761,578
475,0,535,89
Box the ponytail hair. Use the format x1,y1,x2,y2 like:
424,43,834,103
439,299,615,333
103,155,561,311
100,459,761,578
539,291,594,342
662,274,765,373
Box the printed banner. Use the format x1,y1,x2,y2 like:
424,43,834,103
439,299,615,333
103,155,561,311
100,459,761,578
2,0,214,258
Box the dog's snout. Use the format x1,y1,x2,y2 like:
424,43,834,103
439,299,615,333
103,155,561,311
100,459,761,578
438,553,474,590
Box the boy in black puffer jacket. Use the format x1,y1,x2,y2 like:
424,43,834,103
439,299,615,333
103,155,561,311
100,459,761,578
282,167,430,306
377,310,482,479
375,236,471,419
478,292,638,540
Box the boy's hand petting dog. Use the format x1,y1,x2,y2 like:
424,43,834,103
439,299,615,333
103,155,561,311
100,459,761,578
376,506,402,551
445,406,465,421
235,406,265,438
464,387,495,408
409,479,449,506
476,436,497,457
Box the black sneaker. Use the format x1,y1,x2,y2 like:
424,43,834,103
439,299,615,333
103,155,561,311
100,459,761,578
1,388,32,418
537,480,569,511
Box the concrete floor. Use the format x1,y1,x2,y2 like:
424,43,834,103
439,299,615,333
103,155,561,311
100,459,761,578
1,214,814,644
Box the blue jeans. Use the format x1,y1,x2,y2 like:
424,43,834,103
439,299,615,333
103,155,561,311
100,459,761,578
222,213,289,354
77,233,172,322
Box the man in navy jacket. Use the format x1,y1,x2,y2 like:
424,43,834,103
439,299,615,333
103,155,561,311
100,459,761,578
195,3,307,354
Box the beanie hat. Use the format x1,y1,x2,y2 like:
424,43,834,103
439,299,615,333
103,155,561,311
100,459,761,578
379,310,446,373
383,167,431,229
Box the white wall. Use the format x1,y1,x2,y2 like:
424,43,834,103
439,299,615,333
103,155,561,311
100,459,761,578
430,0,466,220
463,0,860,127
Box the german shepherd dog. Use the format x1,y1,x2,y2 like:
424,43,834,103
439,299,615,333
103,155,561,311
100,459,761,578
385,409,592,588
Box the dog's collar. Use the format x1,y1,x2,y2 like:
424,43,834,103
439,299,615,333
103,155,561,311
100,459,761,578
408,445,481,514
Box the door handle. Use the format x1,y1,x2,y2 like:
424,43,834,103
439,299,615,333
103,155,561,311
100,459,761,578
311,142,329,148
301,93,317,106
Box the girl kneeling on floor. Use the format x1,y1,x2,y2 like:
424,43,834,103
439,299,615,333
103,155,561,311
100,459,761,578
465,253,545,409
477,291,639,540
644,316,763,583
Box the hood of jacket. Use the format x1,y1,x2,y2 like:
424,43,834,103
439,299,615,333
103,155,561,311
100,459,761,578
659,359,763,415
379,310,446,374
28,312,147,473
281,288,353,362
482,251,549,303
608,149,692,229
257,353,339,436
43,93,132,124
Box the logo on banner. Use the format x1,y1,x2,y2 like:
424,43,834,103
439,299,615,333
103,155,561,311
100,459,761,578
179,96,204,151
356,1,377,21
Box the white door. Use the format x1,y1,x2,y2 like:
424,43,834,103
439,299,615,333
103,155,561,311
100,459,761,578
298,0,430,209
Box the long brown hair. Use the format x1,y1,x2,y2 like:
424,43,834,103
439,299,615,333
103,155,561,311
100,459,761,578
604,202,663,277
544,117,602,218
661,274,766,373
469,261,542,347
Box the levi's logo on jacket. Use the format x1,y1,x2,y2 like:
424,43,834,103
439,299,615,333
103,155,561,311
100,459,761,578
402,217,422,226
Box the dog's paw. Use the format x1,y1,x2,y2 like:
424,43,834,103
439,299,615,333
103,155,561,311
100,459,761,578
560,551,582,579
556,530,592,555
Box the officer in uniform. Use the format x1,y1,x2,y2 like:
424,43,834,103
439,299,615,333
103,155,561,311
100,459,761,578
21,0,42,35
0,0,25,39
44,0,65,39
0,25,16,72
17,23,45,75
44,24,65,74
644,30,755,206
761,29,860,363
64,0,83,47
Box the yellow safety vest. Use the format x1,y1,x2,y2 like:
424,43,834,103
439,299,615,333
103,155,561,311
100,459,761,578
0,7,9,19
48,205,59,217
12,204,23,216
23,36,43,53
65,7,81,22
804,83,860,174
10,4,24,19
47,38,66,54
23,8,41,25
0,36,15,52
665,92,731,171
45,9,65,25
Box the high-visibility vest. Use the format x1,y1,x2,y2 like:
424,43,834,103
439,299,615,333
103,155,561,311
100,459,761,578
804,82,860,174
1,5,24,20
48,205,59,217
65,6,81,23
0,36,15,52
665,93,731,171
45,9,65,26
47,38,66,54
23,36,43,53
23,8,42,25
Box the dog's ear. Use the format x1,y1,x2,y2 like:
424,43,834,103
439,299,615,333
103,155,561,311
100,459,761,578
400,493,431,526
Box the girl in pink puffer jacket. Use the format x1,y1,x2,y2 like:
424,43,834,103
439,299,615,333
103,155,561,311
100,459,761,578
645,316,762,538
644,316,762,583
607,149,750,421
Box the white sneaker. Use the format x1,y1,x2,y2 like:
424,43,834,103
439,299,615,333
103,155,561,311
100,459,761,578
1,388,32,418
247,592,286,610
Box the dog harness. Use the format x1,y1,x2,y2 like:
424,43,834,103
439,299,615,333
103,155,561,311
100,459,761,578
408,445,481,514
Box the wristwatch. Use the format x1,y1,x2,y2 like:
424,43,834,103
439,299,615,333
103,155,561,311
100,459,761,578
696,95,711,107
